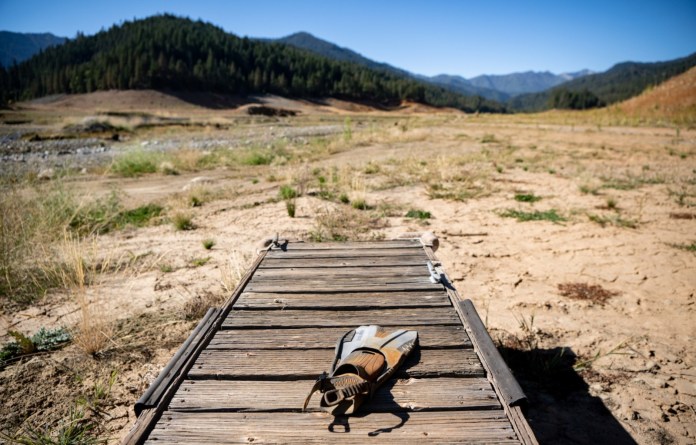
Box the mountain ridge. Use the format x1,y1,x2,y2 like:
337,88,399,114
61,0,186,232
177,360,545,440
0,31,67,67
0,15,504,112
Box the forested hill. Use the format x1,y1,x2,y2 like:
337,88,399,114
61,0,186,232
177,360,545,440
509,52,696,111
0,15,504,112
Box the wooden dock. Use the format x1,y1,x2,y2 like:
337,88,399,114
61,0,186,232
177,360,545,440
124,235,537,444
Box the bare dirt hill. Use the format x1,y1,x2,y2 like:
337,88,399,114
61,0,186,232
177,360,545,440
614,66,696,121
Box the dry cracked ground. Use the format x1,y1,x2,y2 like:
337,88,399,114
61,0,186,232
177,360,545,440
0,101,694,444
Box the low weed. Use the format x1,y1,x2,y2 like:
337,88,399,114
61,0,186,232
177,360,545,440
669,241,696,253
172,213,195,231
190,257,211,267
427,182,490,202
183,291,224,321
351,198,371,210
495,314,578,392
499,209,566,223
279,185,298,217
588,213,638,229
514,193,542,203
4,407,99,445
579,184,601,195
481,134,498,143
308,206,386,242
202,239,215,250
110,150,161,177
600,173,665,191
0,327,71,367
405,209,432,220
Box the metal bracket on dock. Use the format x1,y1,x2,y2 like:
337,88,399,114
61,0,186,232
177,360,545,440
427,260,442,284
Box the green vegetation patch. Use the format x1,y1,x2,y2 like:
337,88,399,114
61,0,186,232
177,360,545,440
500,209,566,223
514,193,542,203
405,209,432,220
588,213,638,229
110,150,161,177
1,327,71,367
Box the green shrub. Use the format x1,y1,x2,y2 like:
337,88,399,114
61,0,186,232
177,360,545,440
514,193,542,203
279,185,298,200
405,209,432,220
500,209,566,223
1,327,71,367
111,150,161,177
172,213,195,231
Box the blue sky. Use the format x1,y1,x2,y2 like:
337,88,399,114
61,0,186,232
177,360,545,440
1,0,694,78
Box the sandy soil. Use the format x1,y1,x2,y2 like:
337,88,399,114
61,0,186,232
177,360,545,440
0,98,694,444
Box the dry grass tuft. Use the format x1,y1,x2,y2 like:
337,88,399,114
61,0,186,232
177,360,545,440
309,205,387,242
61,235,114,356
558,282,620,305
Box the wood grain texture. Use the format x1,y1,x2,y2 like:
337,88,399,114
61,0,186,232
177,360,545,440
146,411,520,444
187,348,484,380
251,265,430,280
258,256,429,269
244,282,444,293
234,291,451,310
277,241,421,250
209,325,472,350
170,377,500,412
222,307,460,328
266,248,427,259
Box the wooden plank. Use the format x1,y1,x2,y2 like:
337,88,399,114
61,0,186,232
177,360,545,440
234,291,451,310
278,240,421,250
258,256,428,269
170,377,500,412
249,276,434,286
251,265,430,279
244,282,443,293
223,307,460,328
265,248,427,259
147,411,520,444
188,348,484,379
209,325,472,350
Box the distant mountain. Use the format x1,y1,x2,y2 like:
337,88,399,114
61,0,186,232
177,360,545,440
509,53,696,111
426,74,510,102
0,31,66,67
277,32,411,77
275,32,507,101
467,70,593,96
0,15,504,113
274,32,597,101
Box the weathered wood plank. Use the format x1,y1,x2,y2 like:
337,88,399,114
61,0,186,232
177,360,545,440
251,265,430,279
265,248,427,259
170,377,500,412
209,325,471,350
147,411,520,444
188,348,483,379
249,275,434,286
278,241,421,250
223,307,460,328
244,282,443,293
258,256,429,269
234,291,451,310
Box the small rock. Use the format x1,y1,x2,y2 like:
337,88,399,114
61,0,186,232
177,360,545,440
37,167,54,180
